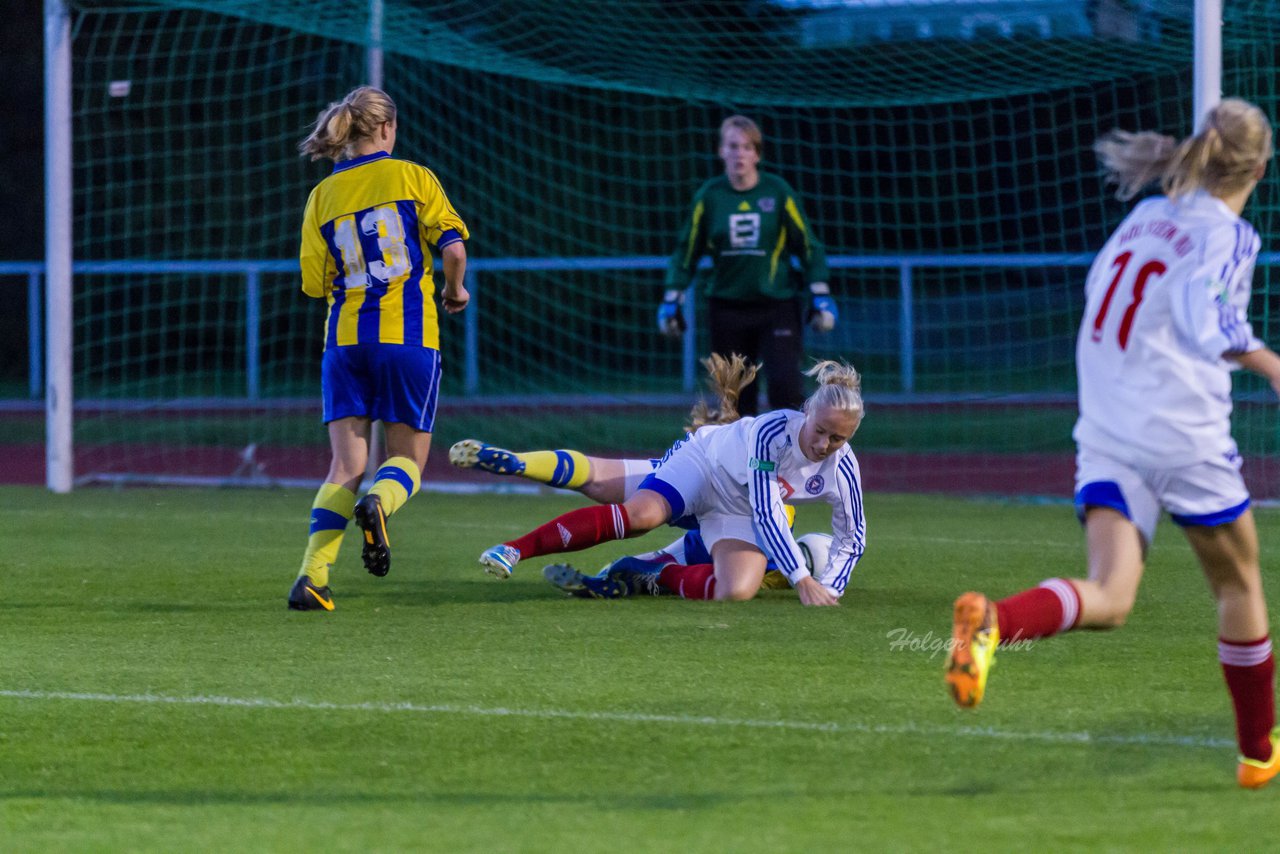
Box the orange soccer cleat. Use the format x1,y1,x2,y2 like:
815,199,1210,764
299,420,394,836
1238,728,1280,789
946,592,999,709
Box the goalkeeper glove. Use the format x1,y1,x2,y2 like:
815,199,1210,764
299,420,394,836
807,282,837,333
657,289,687,337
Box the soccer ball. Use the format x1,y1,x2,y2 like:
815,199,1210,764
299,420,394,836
797,532,833,575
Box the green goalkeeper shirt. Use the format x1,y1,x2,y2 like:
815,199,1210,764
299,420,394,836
665,171,829,301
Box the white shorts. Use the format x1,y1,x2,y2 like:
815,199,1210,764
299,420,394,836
1074,444,1250,544
639,440,759,553
694,513,760,553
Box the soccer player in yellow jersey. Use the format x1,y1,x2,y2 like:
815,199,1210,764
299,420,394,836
288,86,469,612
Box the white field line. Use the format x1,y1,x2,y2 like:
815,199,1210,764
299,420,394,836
0,689,1232,751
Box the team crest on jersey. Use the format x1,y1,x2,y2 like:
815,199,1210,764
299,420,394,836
1206,277,1229,305
758,197,775,212
805,475,824,495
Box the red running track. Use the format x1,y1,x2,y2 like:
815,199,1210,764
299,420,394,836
0,442,1074,496
8,443,1280,500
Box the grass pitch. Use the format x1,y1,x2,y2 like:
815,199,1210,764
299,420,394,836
3,485,1279,851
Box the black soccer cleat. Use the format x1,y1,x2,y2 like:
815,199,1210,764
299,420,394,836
287,576,335,611
606,561,666,597
353,494,391,577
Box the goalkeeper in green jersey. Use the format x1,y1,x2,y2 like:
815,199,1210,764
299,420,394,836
659,115,835,415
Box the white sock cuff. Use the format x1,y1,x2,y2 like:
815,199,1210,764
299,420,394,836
1219,637,1273,668
1038,578,1080,633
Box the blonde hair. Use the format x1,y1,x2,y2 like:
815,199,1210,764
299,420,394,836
298,86,397,162
719,115,763,157
1095,98,1273,201
686,353,760,432
802,360,864,423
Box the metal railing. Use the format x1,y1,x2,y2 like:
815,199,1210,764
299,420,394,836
6,252,1278,401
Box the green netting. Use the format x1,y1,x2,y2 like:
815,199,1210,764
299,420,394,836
10,0,1280,494
67,0,1204,106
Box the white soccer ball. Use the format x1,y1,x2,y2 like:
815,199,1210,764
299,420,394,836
797,532,833,575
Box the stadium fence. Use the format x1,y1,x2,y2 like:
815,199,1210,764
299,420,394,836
14,0,1280,495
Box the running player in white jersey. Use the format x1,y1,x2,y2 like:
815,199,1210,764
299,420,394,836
945,99,1280,788
476,360,866,606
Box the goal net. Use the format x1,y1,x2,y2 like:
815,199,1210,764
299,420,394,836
15,0,1280,496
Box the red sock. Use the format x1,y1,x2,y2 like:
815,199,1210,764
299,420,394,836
1220,637,1276,762
658,563,716,600
994,578,1080,644
508,504,630,559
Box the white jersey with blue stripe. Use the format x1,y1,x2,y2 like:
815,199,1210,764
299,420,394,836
686,410,866,594
1074,191,1263,468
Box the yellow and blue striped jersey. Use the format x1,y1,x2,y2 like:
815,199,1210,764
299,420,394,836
299,152,469,349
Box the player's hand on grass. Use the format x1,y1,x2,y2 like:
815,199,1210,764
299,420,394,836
441,286,470,313
795,575,839,607
657,289,687,337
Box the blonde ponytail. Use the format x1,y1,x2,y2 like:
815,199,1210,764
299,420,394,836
802,360,863,421
686,353,760,431
1095,98,1272,201
1094,131,1177,201
299,86,397,162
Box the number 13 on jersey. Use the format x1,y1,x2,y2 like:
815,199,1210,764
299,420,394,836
1089,250,1167,350
333,204,411,289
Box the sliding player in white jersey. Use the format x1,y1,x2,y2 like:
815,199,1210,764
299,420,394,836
450,354,817,597
476,360,866,606
945,98,1280,788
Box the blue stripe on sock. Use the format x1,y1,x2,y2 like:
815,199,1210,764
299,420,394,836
550,450,573,488
375,464,416,495
309,507,350,535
